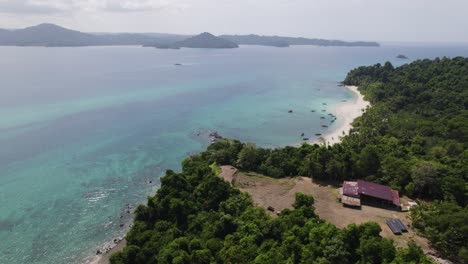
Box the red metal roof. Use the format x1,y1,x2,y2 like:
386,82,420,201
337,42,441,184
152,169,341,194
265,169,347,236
357,180,400,206
342,180,400,207
343,181,359,197
391,190,401,207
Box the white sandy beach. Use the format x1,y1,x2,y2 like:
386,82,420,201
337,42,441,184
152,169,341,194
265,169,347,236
311,85,370,145
87,85,369,264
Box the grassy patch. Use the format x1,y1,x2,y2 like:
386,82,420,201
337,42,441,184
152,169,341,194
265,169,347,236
209,162,221,175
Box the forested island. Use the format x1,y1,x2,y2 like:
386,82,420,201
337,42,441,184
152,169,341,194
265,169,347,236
220,34,380,47
0,23,379,48
109,57,467,264
147,33,239,49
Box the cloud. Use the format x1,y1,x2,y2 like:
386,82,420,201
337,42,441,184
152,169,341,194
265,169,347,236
0,0,68,14
104,0,188,12
0,0,189,14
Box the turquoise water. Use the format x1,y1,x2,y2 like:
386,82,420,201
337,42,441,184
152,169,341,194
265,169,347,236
1,44,468,264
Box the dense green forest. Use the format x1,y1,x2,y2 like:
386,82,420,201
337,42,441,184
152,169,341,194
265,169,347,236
110,154,430,264
112,57,467,263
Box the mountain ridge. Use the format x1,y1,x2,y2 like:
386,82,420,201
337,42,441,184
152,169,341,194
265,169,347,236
0,23,380,48
220,34,380,47
150,32,239,49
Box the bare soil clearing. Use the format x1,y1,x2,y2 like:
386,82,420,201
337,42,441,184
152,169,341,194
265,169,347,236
218,166,433,254
219,165,237,184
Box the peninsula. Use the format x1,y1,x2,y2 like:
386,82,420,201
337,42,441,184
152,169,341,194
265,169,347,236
104,57,467,264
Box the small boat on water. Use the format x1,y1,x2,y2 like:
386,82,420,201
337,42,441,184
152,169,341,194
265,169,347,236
311,110,316,112
322,103,327,105
301,133,305,137
303,138,309,141
320,117,325,119
288,110,293,113
322,125,328,128
321,110,326,112
315,133,322,136
174,63,182,66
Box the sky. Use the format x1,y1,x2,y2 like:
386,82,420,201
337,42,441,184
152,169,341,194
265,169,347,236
0,0,468,42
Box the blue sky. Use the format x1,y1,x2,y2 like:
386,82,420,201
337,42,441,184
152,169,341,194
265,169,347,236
0,0,467,42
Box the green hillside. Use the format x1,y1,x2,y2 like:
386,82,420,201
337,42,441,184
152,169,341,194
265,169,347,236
111,57,467,263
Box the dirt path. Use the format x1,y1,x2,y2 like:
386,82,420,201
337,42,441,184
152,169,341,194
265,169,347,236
219,165,237,184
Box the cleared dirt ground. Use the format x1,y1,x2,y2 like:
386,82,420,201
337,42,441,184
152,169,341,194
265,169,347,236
218,166,433,254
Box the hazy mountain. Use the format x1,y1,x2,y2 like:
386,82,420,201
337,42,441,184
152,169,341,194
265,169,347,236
0,23,101,46
220,34,380,47
0,24,379,48
93,32,189,45
0,24,185,47
171,32,239,49
92,33,160,46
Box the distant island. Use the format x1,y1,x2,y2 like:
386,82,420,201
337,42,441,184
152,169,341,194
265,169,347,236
146,32,238,49
0,23,380,48
220,34,380,47
396,54,409,59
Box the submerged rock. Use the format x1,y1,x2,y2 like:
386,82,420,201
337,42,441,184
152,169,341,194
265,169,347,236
208,131,223,144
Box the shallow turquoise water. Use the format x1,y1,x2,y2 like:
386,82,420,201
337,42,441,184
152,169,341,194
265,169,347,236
1,44,468,263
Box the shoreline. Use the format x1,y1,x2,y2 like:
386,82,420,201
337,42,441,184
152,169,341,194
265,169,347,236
85,237,126,264
87,85,369,264
310,85,370,145
96,239,127,264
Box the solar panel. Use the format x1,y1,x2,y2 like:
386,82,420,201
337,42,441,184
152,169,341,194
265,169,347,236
394,219,408,232
386,220,401,234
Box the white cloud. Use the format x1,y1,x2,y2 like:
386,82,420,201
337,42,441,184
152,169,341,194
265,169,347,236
105,0,186,12
0,0,189,14
0,0,67,14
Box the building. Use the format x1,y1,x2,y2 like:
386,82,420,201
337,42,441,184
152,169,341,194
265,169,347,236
340,180,400,209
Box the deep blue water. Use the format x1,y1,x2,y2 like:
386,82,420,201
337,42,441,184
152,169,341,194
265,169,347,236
1,44,468,264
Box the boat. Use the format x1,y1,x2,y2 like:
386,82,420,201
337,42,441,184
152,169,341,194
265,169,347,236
322,125,328,127
303,138,309,140
320,117,325,119
315,133,322,136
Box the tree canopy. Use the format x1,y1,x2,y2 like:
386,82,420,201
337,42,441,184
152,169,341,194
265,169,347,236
112,57,468,263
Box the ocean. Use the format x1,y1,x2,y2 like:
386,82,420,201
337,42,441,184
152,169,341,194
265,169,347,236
1,44,467,264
